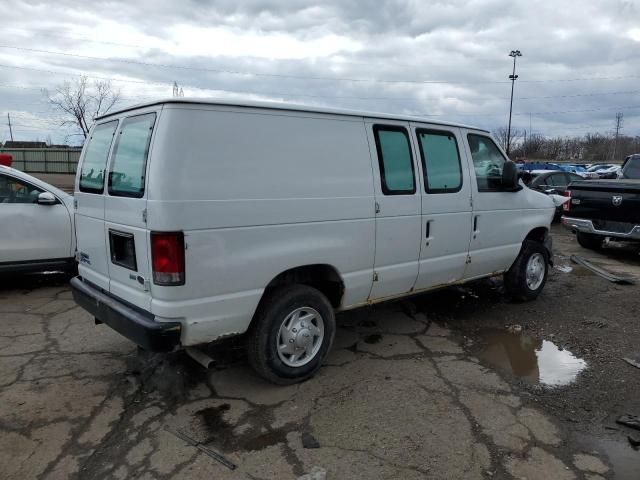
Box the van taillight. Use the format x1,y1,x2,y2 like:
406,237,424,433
151,232,185,286
563,190,571,212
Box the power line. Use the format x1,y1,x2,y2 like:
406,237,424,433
518,90,640,100
1,44,640,85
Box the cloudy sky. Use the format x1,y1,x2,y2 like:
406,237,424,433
1,0,639,145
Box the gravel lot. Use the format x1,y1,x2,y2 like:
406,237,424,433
1,225,638,479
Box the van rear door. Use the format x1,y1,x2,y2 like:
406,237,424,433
75,120,119,291
104,112,157,311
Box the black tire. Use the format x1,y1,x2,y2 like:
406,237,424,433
246,284,335,385
504,240,549,302
576,231,604,251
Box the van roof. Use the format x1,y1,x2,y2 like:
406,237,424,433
96,97,489,132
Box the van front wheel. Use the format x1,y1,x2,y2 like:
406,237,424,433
504,240,549,301
246,285,335,385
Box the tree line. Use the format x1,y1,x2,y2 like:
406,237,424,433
494,126,640,163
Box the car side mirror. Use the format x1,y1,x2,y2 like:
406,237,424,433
37,191,57,205
502,160,519,191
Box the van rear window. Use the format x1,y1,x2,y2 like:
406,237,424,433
79,121,118,193
108,113,156,198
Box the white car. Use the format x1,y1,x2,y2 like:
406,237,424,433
70,98,555,384
0,165,76,274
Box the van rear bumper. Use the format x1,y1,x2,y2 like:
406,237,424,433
70,276,181,352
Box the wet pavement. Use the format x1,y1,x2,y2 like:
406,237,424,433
1,225,640,479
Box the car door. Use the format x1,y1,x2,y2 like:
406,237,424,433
75,120,119,291
0,173,72,263
366,121,422,300
462,131,529,280
410,124,472,290
104,112,157,310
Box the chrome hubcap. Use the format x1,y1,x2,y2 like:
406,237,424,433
526,253,546,290
277,307,324,367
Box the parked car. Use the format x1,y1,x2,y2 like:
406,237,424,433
595,165,621,179
562,158,640,249
70,98,555,384
518,162,563,172
527,170,585,221
559,165,589,177
0,165,76,274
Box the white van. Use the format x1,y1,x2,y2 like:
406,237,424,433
71,99,555,384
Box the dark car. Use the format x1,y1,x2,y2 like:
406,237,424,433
527,171,585,221
562,155,640,250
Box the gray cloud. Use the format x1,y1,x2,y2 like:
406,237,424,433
1,0,639,145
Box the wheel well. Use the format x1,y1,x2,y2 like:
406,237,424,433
262,264,345,309
525,227,548,244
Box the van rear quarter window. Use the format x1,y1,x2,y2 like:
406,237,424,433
79,121,118,193
108,113,156,198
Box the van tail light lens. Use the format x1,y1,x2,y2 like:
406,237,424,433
151,232,185,286
563,190,571,212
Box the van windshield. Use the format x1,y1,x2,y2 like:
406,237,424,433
79,121,118,193
108,113,156,198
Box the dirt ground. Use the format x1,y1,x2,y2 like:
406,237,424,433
1,224,639,479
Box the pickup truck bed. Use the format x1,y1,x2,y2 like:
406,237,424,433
562,179,640,241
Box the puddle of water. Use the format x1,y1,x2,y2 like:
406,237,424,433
579,436,640,480
478,331,587,386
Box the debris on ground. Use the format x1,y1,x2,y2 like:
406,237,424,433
570,255,636,284
506,324,522,334
554,264,573,273
297,466,327,480
616,414,640,432
301,432,321,449
164,425,236,470
628,435,640,449
622,358,640,370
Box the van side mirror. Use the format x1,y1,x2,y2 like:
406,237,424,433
37,191,57,205
502,160,520,191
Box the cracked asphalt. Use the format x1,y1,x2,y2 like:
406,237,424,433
1,227,636,479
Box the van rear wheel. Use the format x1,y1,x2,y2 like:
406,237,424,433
504,240,549,302
246,284,335,385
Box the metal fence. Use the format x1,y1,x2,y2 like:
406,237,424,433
0,148,82,174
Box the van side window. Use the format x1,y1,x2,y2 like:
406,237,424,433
467,134,506,192
108,113,156,198
373,125,416,195
79,121,118,193
416,130,462,193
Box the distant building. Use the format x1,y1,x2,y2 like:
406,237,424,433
2,141,48,148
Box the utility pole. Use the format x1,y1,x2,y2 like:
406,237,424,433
506,50,522,157
612,112,623,161
7,113,13,141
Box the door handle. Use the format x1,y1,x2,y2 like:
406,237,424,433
473,216,479,239
425,220,431,246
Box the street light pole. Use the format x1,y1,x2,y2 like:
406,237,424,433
507,50,522,156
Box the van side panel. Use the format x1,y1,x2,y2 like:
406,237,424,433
147,106,376,345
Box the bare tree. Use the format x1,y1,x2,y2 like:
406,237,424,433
493,126,525,155
43,76,121,139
